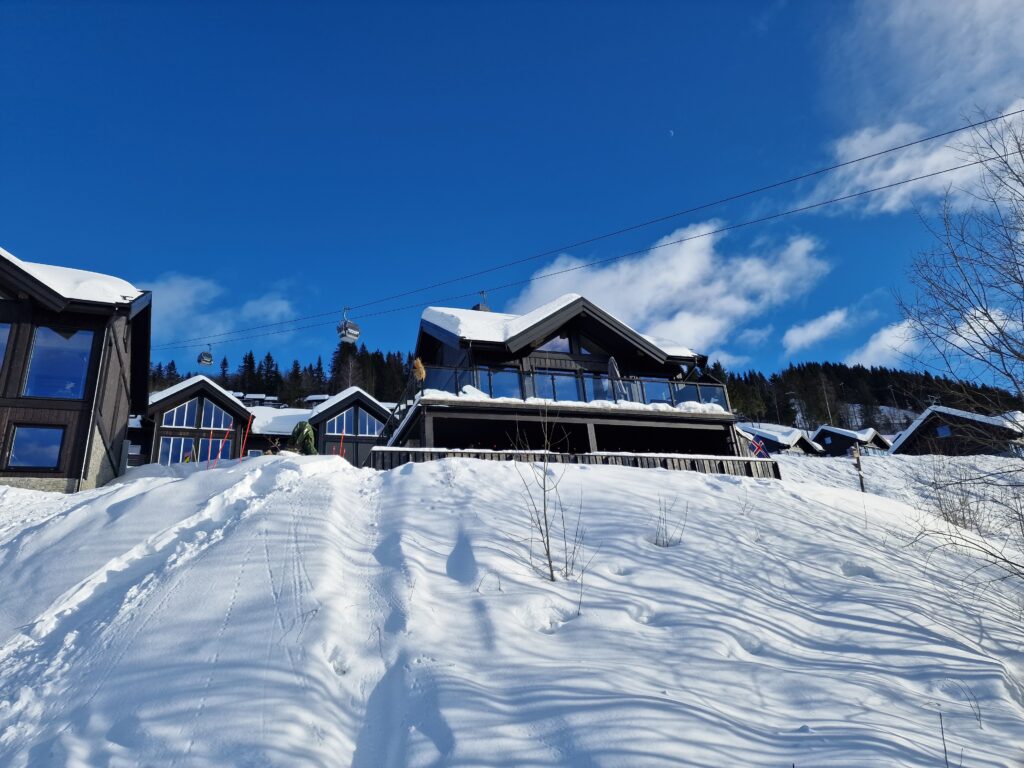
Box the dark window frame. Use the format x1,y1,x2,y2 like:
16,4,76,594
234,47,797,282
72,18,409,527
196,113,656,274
6,423,66,471
20,324,97,402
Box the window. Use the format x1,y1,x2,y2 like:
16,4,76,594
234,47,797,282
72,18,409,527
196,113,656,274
536,334,570,353
824,436,833,445
936,424,952,439
198,438,232,462
643,380,673,405
162,398,198,428
247,449,263,457
534,370,580,402
672,383,700,404
0,323,10,371
578,337,607,357
201,400,234,430
698,384,729,409
359,410,383,436
159,436,195,465
326,408,355,435
23,327,94,399
9,426,64,469
585,374,615,402
489,369,521,399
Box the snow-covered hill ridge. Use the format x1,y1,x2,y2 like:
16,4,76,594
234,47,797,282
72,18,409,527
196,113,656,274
0,454,1022,766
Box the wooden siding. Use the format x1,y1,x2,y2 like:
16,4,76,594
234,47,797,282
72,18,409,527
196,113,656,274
369,447,781,479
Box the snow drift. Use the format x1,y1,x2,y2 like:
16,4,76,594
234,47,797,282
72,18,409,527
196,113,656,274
0,453,1022,766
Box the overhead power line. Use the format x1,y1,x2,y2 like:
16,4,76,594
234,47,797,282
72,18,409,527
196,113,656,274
152,153,997,353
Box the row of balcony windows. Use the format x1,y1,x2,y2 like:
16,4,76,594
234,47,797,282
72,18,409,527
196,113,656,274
421,366,730,410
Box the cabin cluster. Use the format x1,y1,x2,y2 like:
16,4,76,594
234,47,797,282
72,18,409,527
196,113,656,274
0,248,1019,493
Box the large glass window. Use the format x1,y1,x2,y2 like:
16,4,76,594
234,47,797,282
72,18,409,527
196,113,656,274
23,327,93,399
159,436,195,465
536,334,570,353
672,383,700,404
584,374,615,402
326,408,355,435
359,411,383,437
489,369,521,399
201,400,233,430
423,367,460,394
162,398,198,428
534,370,580,402
643,380,674,405
698,384,729,409
198,438,232,462
9,426,64,469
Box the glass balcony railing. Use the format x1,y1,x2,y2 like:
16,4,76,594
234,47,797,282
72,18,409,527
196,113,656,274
420,365,731,411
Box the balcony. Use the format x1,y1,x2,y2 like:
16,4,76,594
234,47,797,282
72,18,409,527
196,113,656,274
421,365,730,411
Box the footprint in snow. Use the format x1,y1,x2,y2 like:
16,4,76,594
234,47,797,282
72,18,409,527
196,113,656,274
841,560,880,580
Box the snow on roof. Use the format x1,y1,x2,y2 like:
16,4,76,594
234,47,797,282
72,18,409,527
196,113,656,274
309,386,390,419
888,404,1024,454
813,424,887,445
303,394,331,403
249,407,311,436
421,293,698,359
0,246,143,306
739,422,819,449
418,386,728,416
149,375,248,413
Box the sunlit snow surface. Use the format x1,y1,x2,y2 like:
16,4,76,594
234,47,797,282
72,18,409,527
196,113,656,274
0,453,1022,766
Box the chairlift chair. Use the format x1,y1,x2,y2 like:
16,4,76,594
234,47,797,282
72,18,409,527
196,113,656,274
197,345,214,366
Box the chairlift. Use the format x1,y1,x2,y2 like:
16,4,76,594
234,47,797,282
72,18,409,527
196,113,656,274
197,344,214,366
337,308,361,345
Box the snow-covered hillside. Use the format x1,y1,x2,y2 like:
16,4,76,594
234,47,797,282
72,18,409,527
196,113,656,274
1,454,1023,766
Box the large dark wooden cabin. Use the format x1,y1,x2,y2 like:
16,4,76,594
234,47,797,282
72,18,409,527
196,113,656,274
0,247,151,491
888,405,1024,457
811,425,892,457
308,387,390,466
385,294,743,457
146,376,251,466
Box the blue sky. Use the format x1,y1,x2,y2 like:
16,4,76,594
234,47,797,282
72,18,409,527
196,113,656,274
1,1,1021,374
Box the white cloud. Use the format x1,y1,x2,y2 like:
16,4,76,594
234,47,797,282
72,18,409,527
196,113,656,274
143,272,297,358
506,222,830,357
815,0,1024,213
782,308,849,355
845,320,921,367
736,326,773,346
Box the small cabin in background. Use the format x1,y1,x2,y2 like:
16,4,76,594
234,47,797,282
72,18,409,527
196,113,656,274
888,405,1024,457
738,423,823,456
0,247,151,491
382,293,743,458
246,406,310,455
811,425,891,457
146,376,250,466
308,387,390,466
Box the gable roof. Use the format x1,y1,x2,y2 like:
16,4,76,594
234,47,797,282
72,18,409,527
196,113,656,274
0,246,144,309
811,424,891,449
308,386,392,423
148,375,249,414
888,404,1024,454
739,422,823,454
419,293,701,363
249,407,312,436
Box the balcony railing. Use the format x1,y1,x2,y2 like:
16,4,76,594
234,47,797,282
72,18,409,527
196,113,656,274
420,365,731,411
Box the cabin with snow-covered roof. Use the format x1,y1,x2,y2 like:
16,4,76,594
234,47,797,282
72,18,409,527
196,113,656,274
0,247,151,491
307,386,391,465
738,423,823,456
146,375,252,466
888,405,1024,457
811,424,891,457
380,294,745,459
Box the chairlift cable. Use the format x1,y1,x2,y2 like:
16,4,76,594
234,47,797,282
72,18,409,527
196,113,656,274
152,149,1008,353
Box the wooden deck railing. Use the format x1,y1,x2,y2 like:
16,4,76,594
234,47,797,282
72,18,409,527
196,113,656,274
368,447,781,479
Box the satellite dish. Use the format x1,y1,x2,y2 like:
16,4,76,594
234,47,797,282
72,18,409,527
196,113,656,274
337,307,361,345
197,344,214,366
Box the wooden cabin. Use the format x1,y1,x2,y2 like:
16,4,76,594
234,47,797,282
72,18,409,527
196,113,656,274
738,423,823,456
811,425,892,457
0,247,151,492
246,406,311,455
307,386,390,466
384,294,743,458
146,375,251,465
888,405,1024,457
